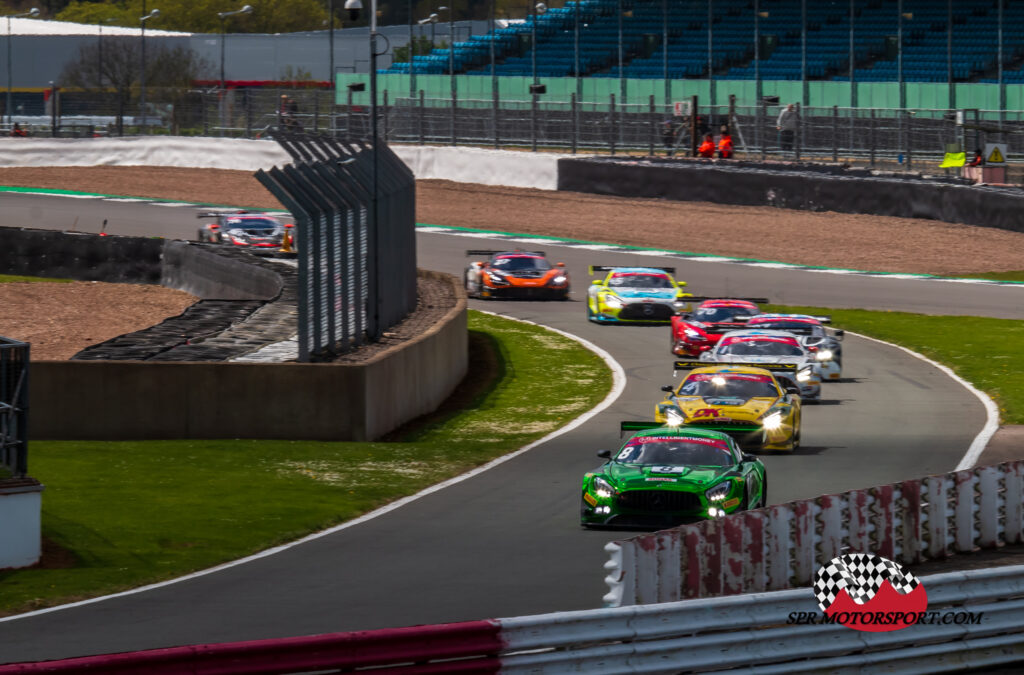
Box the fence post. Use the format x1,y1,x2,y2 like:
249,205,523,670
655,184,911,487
532,89,540,151
609,93,616,155
450,89,457,146
689,94,699,157
347,88,353,141
245,92,252,138
571,92,578,154
869,108,876,168
832,105,838,162
418,89,425,145
795,103,802,161
758,99,766,160
383,89,389,143
493,78,500,149
649,94,655,156
313,89,319,134
905,110,913,170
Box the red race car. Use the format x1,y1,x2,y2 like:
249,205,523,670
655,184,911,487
670,298,768,357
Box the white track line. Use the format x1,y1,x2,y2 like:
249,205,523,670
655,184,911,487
1,312,627,623
848,330,999,471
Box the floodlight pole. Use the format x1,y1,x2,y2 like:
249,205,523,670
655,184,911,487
5,8,40,125
217,5,253,136
139,7,161,133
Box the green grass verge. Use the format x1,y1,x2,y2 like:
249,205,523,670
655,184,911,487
0,310,612,616
767,304,1024,425
0,274,73,284
953,271,1024,283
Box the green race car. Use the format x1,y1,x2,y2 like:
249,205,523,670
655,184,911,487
581,422,767,528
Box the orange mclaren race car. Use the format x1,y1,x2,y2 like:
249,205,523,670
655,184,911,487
464,249,570,300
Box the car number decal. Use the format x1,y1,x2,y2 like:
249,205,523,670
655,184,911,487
650,466,688,474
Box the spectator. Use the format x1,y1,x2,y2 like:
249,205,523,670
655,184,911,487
697,133,716,158
717,125,734,159
661,120,677,155
776,103,798,152
10,122,27,137
968,148,984,166
280,94,302,132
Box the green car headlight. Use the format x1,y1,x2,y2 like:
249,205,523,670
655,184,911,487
592,476,615,499
704,481,731,502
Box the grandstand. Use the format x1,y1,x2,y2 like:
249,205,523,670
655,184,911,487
386,0,1024,86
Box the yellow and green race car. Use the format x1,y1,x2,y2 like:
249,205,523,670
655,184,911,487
655,362,802,452
586,266,693,324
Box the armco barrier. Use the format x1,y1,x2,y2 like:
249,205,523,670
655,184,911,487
557,156,1024,235
4,565,1024,674
603,460,1024,607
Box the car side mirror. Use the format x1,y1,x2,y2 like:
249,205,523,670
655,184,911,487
661,385,674,392
742,453,756,462
597,449,612,459
591,280,601,285
785,385,800,395
678,281,687,287
556,262,565,267
834,329,845,339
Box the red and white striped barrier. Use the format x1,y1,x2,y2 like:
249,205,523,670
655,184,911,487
0,621,503,674
604,459,1024,607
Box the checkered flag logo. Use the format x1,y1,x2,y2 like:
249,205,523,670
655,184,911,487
813,553,920,612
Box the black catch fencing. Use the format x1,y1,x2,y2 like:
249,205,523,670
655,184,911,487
255,134,417,362
0,336,29,478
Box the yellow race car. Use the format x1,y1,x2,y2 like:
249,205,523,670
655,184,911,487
655,361,802,452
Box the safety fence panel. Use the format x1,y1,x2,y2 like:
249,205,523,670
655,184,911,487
254,134,416,362
5,566,1024,674
0,336,29,478
11,85,1024,169
604,459,1024,607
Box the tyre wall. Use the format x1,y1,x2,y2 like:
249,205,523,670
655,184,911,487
556,157,1024,235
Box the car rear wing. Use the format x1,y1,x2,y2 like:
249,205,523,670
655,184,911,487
674,360,798,372
681,297,770,305
466,249,545,257
620,420,667,437
196,210,249,219
589,265,675,275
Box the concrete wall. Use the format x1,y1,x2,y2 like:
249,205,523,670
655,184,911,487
30,270,466,441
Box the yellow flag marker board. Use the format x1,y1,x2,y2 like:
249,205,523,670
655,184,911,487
985,143,1008,164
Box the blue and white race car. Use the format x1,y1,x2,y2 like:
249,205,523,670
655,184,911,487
586,266,693,324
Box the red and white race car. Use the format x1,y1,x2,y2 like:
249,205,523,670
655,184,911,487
745,313,844,380
670,298,767,357
196,211,291,250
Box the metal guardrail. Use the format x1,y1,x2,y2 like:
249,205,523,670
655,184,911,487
604,460,1024,608
4,565,1024,674
254,133,416,362
0,336,29,478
